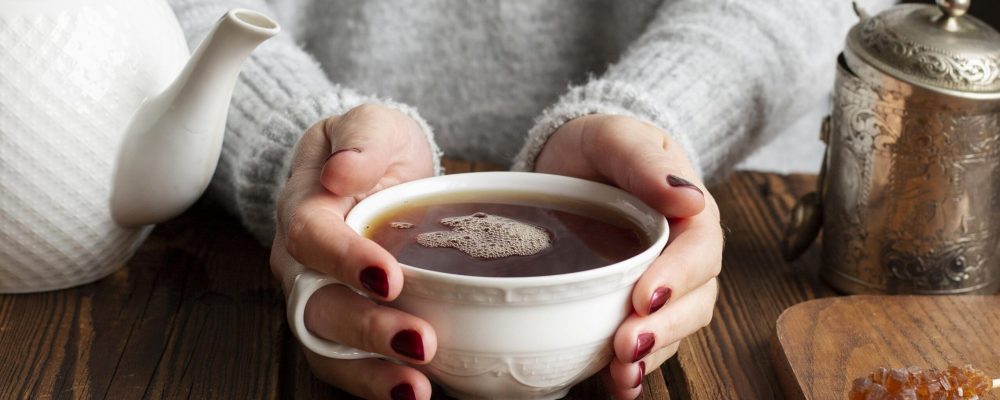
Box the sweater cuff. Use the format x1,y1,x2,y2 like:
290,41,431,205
226,92,442,245
512,79,702,178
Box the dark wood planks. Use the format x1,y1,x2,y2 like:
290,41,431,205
664,172,834,399
0,168,822,400
0,202,283,399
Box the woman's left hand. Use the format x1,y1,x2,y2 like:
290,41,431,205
535,114,722,400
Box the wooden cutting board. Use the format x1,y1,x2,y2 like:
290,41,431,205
771,295,1000,399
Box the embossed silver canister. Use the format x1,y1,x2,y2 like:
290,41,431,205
782,0,1000,294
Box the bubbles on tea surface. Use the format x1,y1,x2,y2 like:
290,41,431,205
416,212,551,258
390,222,414,229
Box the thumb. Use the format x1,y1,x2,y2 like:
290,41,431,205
319,105,406,197
584,120,705,218
321,146,389,198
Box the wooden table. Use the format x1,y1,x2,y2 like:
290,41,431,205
0,162,822,399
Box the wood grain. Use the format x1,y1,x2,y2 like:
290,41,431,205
772,295,1000,400
0,169,842,400
0,202,283,399
0,158,674,400
663,172,837,399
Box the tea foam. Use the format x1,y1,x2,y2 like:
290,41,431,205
414,212,551,258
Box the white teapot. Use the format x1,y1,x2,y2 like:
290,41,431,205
0,0,279,292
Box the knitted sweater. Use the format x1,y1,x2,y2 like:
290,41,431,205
168,0,893,244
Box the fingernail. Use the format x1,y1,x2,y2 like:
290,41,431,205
648,287,672,314
633,332,655,362
391,383,415,400
360,266,389,298
327,147,362,161
667,174,704,196
391,329,425,361
633,361,646,389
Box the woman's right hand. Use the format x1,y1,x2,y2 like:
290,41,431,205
270,104,437,400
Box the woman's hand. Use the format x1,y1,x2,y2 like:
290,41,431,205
270,104,437,400
535,115,723,400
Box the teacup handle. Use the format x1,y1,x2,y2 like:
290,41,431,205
287,270,383,359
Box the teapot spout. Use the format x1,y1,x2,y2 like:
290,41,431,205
111,9,279,227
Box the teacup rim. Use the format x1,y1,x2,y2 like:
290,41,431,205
345,171,669,288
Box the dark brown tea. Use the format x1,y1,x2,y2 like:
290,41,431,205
364,192,649,277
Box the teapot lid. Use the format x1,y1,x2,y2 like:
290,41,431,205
847,0,1000,95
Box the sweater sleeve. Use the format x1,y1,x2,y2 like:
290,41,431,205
168,0,442,244
512,0,894,181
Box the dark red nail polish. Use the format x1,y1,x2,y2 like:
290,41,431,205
360,266,389,298
391,383,415,400
633,361,646,388
391,329,425,361
647,287,672,314
667,174,704,196
327,147,362,161
633,332,655,362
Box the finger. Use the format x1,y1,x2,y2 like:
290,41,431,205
285,203,403,300
304,349,433,400
632,205,723,316
614,278,718,364
581,116,706,218
608,356,646,396
305,284,437,363
321,146,388,199
276,120,355,235
642,341,680,374
606,342,681,397
321,104,432,197
280,106,429,300
320,108,394,197
287,117,338,182
599,365,643,400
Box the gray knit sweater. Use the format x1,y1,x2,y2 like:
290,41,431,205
168,0,893,244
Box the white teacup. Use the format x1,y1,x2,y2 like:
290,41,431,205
287,172,669,399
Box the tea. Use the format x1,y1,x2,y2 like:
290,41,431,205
364,192,649,277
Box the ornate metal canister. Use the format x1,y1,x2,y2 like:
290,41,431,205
783,0,1000,294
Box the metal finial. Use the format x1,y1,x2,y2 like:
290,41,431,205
937,0,970,18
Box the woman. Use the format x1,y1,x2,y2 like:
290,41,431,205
168,0,889,398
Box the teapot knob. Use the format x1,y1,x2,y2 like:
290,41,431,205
936,0,970,18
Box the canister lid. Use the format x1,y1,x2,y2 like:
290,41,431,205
847,0,1000,95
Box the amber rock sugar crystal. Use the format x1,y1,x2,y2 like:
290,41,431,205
849,365,993,400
